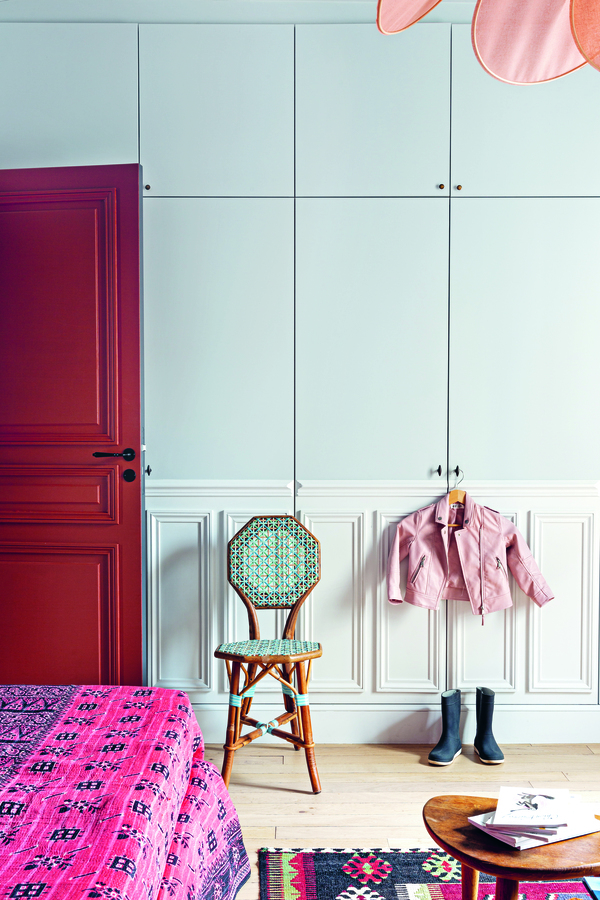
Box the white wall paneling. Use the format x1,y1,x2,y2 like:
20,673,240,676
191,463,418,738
449,199,600,481
146,481,599,741
528,513,598,696
146,510,212,701
299,511,365,692
448,512,518,695
139,25,294,196
295,24,451,196
0,24,138,169
296,199,449,480
451,24,600,197
376,512,445,695
143,198,294,480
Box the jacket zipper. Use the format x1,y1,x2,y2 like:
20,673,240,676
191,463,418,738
496,557,508,579
410,555,426,584
480,526,485,626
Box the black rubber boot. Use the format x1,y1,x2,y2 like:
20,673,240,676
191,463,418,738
474,686,504,764
428,689,462,766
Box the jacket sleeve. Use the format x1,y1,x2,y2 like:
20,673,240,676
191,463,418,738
505,523,554,607
387,512,419,604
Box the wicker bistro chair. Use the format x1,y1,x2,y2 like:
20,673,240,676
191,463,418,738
214,515,323,794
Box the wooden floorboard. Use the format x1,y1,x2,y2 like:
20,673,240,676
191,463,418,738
210,743,600,900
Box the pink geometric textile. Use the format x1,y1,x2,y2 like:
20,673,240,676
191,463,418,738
472,0,587,83
0,684,250,899
571,0,600,70
377,0,443,34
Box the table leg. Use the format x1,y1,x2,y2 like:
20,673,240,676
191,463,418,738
461,863,479,900
496,877,520,900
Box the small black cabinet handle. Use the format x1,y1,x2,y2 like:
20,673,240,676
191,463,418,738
123,469,136,482
93,448,136,462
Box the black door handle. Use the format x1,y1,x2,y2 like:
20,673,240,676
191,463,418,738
93,448,136,462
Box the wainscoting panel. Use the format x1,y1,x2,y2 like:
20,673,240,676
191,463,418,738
528,512,598,695
300,511,364,692
146,510,212,699
145,480,600,741
376,512,445,695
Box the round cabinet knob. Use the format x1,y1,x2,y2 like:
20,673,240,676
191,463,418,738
438,184,445,190
456,185,463,191
144,184,151,190
123,469,136,482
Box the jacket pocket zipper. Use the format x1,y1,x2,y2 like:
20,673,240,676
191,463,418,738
496,557,508,579
410,555,426,584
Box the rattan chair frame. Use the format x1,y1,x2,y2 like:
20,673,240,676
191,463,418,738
217,515,322,793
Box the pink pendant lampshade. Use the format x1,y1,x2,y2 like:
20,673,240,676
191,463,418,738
377,0,443,35
571,0,600,70
472,0,587,84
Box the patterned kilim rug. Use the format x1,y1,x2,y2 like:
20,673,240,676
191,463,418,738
258,847,590,900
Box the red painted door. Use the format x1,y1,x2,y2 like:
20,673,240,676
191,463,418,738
0,164,142,685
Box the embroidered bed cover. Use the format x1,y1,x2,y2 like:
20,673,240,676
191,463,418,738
0,684,250,900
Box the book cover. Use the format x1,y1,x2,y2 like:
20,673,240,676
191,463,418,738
493,788,570,826
583,877,600,900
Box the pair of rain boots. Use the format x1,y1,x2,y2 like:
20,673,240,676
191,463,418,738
427,687,504,766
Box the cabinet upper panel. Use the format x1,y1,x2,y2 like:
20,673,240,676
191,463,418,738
143,199,294,479
449,198,600,480
0,24,138,169
452,25,600,197
296,24,450,197
296,198,449,480
139,25,294,197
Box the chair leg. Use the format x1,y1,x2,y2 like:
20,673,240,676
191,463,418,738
283,662,301,750
222,661,241,788
295,660,321,794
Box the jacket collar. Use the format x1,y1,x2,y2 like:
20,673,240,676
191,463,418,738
435,491,476,528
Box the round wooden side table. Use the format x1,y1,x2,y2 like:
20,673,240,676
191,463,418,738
423,795,600,900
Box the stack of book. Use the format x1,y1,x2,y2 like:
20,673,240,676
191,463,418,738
468,787,600,850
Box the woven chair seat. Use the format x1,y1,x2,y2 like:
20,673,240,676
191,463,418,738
215,639,321,661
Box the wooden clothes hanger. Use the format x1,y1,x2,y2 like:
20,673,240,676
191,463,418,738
448,468,466,523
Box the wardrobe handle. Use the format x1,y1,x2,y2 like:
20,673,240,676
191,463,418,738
438,184,445,190
456,184,463,191
436,465,443,476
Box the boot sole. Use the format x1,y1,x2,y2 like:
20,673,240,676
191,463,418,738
474,746,504,765
428,748,462,766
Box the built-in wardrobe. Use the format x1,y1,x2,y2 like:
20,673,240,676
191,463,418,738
1,16,599,741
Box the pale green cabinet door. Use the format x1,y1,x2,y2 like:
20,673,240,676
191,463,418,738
452,25,600,197
143,199,294,480
0,24,138,169
296,24,451,197
449,198,600,480
140,25,294,197
296,199,449,481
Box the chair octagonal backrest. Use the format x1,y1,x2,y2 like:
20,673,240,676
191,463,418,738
228,516,321,614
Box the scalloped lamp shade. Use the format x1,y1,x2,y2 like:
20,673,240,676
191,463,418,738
377,0,592,86
377,0,443,34
572,0,600,71
473,0,586,84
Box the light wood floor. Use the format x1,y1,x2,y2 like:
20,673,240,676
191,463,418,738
204,742,600,900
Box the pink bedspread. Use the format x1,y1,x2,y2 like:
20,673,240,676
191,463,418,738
0,684,250,899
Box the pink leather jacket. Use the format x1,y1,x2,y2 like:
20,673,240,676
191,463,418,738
388,492,553,618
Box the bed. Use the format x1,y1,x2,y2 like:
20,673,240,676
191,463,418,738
0,684,251,899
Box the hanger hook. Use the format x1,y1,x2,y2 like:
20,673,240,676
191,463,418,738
453,466,464,489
